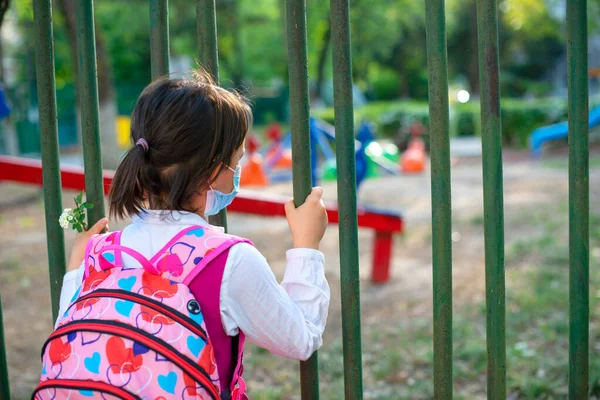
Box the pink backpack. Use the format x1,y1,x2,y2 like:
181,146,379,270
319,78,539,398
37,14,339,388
35,225,250,400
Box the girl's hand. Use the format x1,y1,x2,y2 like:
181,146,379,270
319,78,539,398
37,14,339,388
285,187,328,250
66,218,109,272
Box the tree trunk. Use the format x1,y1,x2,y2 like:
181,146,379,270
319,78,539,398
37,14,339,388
315,20,331,101
0,0,8,80
57,0,121,169
0,0,9,29
467,1,480,94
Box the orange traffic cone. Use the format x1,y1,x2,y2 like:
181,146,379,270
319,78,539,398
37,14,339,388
241,153,269,186
265,143,293,170
274,148,293,169
401,137,426,173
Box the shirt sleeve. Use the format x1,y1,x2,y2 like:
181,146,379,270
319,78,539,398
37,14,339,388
220,243,330,361
55,262,85,329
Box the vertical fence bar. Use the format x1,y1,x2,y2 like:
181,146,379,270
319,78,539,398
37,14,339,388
286,1,319,398
567,0,589,397
424,0,453,397
476,0,506,398
231,0,244,87
33,0,67,321
150,0,170,79
197,0,219,81
76,0,106,226
0,294,10,400
196,0,227,229
330,0,363,398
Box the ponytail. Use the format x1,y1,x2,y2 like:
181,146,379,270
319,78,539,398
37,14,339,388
108,71,251,220
109,145,147,220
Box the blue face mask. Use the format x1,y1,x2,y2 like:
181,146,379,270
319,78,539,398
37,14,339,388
205,164,241,217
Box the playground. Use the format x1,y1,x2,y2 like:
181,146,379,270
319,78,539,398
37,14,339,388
1,147,599,399
1,0,599,398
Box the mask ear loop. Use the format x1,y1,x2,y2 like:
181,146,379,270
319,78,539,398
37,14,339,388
208,164,238,194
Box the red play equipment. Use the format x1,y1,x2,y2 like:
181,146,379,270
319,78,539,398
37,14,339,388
264,123,293,170
0,155,404,283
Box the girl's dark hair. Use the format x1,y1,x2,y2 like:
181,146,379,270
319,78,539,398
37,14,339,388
109,70,251,219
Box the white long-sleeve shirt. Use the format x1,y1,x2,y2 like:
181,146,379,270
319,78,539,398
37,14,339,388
57,210,330,361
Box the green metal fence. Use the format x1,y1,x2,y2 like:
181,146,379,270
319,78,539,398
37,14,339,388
0,0,591,398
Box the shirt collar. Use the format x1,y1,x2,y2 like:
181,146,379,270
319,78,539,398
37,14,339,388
131,209,225,233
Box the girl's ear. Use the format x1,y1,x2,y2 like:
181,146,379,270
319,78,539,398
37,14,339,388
208,164,222,184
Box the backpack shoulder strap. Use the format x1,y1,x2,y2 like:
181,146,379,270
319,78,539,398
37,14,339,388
181,233,252,286
186,245,247,398
82,231,122,280
148,225,252,285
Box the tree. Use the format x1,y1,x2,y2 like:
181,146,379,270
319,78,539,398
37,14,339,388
0,0,9,29
56,0,120,168
0,0,10,81
314,18,330,101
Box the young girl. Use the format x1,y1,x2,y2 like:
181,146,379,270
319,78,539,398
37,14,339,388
36,72,329,400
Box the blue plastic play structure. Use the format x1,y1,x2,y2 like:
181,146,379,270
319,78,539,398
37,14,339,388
0,87,11,120
265,117,401,189
308,117,392,188
530,105,600,157
266,117,365,186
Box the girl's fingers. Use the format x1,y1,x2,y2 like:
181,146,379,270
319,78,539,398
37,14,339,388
284,198,296,216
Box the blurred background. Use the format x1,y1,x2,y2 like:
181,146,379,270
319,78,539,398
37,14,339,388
1,0,599,162
1,0,600,399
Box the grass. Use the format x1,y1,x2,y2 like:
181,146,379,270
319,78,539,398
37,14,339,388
245,207,600,399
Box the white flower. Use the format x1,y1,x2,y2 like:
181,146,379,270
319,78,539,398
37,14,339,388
59,208,74,229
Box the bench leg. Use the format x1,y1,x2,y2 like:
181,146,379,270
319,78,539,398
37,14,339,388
372,232,392,283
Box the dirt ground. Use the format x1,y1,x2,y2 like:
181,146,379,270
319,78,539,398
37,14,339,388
1,150,598,399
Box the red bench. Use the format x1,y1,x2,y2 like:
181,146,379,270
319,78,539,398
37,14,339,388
0,155,403,283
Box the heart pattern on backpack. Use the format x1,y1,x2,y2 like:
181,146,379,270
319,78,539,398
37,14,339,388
106,337,143,374
48,337,72,365
84,352,101,374
37,226,251,399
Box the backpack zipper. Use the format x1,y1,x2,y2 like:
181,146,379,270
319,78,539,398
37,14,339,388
67,289,207,341
32,378,141,400
43,319,219,400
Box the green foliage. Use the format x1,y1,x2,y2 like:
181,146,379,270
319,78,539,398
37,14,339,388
10,0,600,127
367,67,403,100
59,191,93,232
14,0,33,20
95,2,151,85
315,96,600,148
313,100,429,136
450,100,569,147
